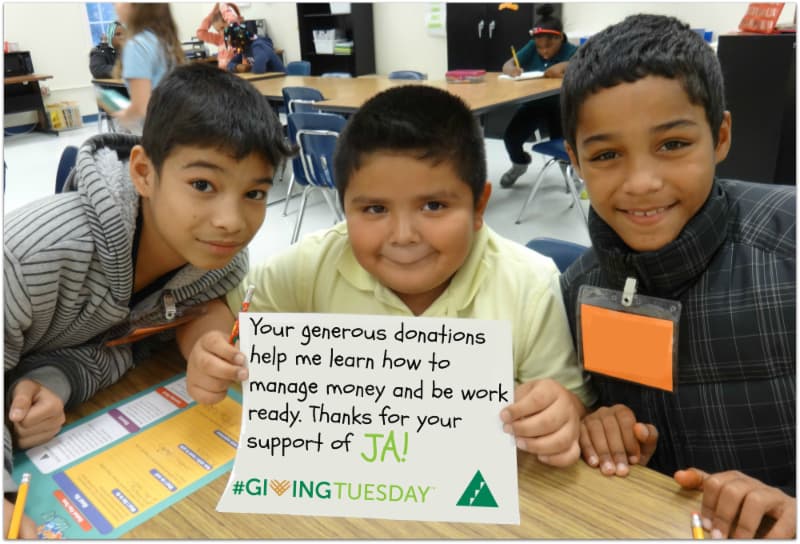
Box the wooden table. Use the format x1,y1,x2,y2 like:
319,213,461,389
66,344,703,539
4,73,56,134
250,72,562,116
91,71,284,89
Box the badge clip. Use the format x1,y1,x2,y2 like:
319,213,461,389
621,277,637,307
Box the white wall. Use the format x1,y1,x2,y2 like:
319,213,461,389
563,2,796,43
373,3,448,77
3,2,796,128
4,2,98,127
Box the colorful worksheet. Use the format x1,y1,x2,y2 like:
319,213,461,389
218,313,520,524
12,376,241,539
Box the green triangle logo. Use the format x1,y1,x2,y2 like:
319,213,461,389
456,470,498,507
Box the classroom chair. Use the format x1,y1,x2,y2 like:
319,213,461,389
281,86,324,115
286,60,312,76
280,86,326,216
525,237,588,273
55,145,79,193
96,109,117,133
287,111,347,243
514,138,588,227
388,70,427,80
321,72,352,78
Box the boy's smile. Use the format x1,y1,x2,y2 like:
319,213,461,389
567,76,731,252
130,145,273,284
343,152,490,315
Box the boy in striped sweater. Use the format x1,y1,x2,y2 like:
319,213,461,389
3,63,291,537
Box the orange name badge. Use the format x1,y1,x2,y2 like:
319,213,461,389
580,304,674,391
577,281,681,393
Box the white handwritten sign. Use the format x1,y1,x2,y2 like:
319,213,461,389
217,313,519,524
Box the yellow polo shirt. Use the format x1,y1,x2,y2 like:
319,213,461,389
228,223,595,406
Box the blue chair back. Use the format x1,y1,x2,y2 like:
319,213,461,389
281,86,324,114
321,72,352,78
55,145,79,193
287,112,347,189
286,60,311,76
525,237,588,273
531,138,569,162
388,70,427,80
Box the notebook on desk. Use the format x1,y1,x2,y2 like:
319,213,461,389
498,71,545,81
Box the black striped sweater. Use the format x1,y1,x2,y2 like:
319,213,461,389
3,133,248,489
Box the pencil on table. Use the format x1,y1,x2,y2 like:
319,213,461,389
691,512,705,539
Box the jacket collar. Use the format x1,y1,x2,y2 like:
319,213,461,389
588,180,729,299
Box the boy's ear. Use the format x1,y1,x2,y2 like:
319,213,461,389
713,111,732,164
565,141,582,178
473,182,492,231
129,145,157,197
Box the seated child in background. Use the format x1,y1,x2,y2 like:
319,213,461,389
3,62,292,538
196,2,243,70
558,14,795,539
227,28,286,75
177,85,595,468
89,20,126,79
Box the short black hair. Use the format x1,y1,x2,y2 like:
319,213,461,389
561,14,726,154
141,63,293,175
333,85,486,207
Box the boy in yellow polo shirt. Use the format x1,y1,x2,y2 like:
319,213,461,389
177,85,595,468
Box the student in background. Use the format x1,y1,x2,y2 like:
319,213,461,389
559,14,795,539
112,3,185,133
89,20,126,79
196,2,243,70
3,63,292,538
499,4,577,189
226,22,286,74
178,85,594,468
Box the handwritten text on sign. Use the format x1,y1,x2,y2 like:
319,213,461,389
217,313,519,524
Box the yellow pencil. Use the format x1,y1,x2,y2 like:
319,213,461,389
510,45,521,69
7,472,30,539
691,512,705,539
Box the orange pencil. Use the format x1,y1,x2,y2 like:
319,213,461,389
228,284,256,345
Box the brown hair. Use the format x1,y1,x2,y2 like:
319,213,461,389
113,3,185,78
211,2,243,25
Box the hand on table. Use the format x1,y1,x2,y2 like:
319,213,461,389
544,61,568,78
579,404,658,476
500,379,582,467
186,330,248,404
675,468,796,539
9,379,65,449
